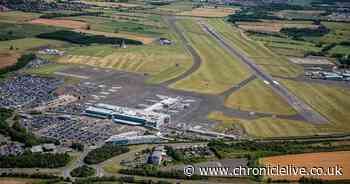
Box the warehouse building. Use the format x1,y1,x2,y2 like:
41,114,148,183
105,133,162,145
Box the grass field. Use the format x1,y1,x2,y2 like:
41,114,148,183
0,38,69,53
208,111,324,138
206,19,303,77
261,151,350,181
25,63,69,75
170,19,251,94
178,7,238,18
280,79,350,133
0,11,41,23
329,45,350,55
0,22,66,41
224,79,296,115
59,29,193,84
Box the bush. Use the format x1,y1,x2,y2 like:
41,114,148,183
70,165,95,177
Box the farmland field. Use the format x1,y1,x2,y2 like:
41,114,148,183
208,112,324,138
30,18,87,29
206,19,303,77
0,11,41,23
237,20,317,33
178,7,238,18
171,19,251,94
224,79,296,115
261,151,350,181
60,15,165,36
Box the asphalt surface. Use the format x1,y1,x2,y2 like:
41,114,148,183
160,16,202,86
199,21,328,124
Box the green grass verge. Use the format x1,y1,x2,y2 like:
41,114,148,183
206,19,303,77
208,111,324,138
280,79,350,133
170,19,251,94
224,79,296,115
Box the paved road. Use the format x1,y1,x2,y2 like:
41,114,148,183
160,16,202,86
199,21,328,124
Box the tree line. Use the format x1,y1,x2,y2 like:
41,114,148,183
0,152,71,168
84,144,129,164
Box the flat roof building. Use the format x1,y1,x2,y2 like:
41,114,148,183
84,103,170,129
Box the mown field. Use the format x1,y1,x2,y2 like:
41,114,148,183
177,7,238,18
58,29,193,84
208,111,323,138
206,19,303,77
261,151,350,181
280,79,350,133
170,19,251,94
224,79,296,115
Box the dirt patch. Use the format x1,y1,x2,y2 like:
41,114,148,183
261,151,350,181
81,1,140,8
0,180,32,184
74,29,155,44
0,52,19,69
30,18,87,29
178,7,238,17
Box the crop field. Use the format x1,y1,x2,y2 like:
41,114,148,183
305,22,350,44
208,112,322,138
178,7,238,18
81,1,141,8
171,19,251,94
74,29,155,44
260,151,350,181
224,79,296,115
237,20,317,33
60,15,165,36
250,34,322,57
274,10,325,19
206,19,303,77
0,11,41,23
280,79,350,132
30,18,88,29
0,52,19,69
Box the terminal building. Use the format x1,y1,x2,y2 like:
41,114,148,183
83,103,171,129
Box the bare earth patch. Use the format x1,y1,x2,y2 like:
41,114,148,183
74,29,155,44
261,151,350,181
0,53,19,69
178,7,238,17
30,18,87,29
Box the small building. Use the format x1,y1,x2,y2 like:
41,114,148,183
148,146,166,165
30,145,43,153
159,38,172,45
42,144,56,152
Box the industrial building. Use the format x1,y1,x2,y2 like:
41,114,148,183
83,97,177,129
105,132,162,145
